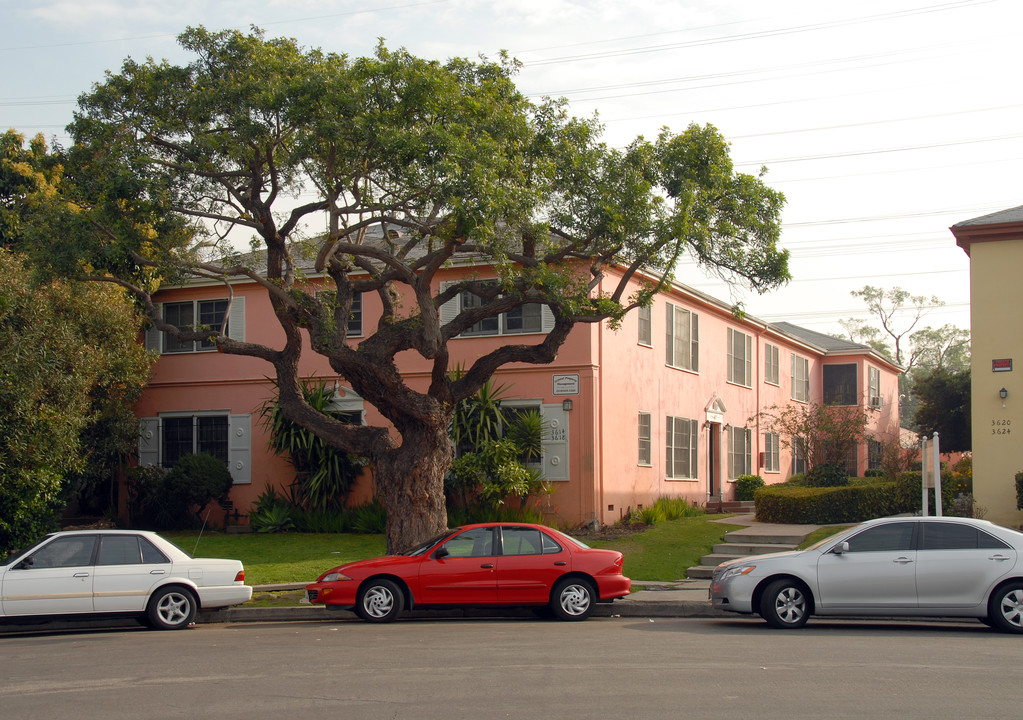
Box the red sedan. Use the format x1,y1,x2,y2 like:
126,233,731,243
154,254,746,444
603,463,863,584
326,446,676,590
305,522,631,622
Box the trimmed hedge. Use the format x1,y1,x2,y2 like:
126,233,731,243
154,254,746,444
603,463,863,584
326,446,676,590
754,470,955,524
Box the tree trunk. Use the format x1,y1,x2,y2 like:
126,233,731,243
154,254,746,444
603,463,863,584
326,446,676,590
375,424,453,554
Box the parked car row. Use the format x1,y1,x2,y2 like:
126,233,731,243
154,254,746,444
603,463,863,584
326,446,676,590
5,516,1023,634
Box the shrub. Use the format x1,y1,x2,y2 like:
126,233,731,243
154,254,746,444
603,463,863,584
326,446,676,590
653,495,701,520
249,486,295,533
804,462,849,488
127,454,233,529
755,481,897,524
735,475,765,501
864,468,885,478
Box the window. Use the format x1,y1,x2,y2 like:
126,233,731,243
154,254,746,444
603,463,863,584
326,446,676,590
792,436,807,475
868,439,883,471
666,416,698,480
728,426,752,479
666,304,699,371
317,290,363,337
442,527,495,558
163,299,229,353
27,536,97,569
791,354,810,402
146,297,245,354
501,527,544,556
139,414,250,484
921,523,1009,550
846,522,914,553
765,343,780,385
638,412,652,466
161,414,229,468
764,432,780,473
638,305,652,346
440,280,551,337
727,328,752,387
823,364,858,406
868,366,882,407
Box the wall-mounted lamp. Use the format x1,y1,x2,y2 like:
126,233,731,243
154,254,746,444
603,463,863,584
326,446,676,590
562,398,573,412
1000,388,1008,407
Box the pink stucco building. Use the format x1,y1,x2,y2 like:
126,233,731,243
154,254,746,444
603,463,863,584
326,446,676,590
135,262,902,529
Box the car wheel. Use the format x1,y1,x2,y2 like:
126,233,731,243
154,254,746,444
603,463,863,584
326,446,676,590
550,578,595,621
146,586,197,630
356,579,404,623
759,579,810,629
987,582,1023,634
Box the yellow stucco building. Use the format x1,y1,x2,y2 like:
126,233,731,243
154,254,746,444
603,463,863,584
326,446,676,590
952,206,1023,529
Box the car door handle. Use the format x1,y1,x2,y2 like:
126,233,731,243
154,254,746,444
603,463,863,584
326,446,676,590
554,561,567,566
73,572,90,578
988,555,1012,562
480,563,494,569
893,557,913,564
150,569,166,575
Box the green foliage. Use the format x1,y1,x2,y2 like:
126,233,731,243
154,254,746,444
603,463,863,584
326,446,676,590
735,474,765,501
261,378,367,512
24,27,789,552
0,249,151,552
127,454,232,530
249,486,296,533
804,462,849,488
755,482,899,524
449,369,509,456
912,368,971,452
753,402,870,474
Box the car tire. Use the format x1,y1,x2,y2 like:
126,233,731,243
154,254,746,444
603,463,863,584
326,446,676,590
356,579,404,623
550,578,595,621
146,586,197,630
759,578,810,629
987,582,1023,634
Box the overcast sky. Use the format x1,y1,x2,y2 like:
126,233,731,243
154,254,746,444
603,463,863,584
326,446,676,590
4,0,1019,339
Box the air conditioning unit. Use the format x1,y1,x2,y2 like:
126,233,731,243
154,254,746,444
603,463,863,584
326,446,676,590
869,396,884,408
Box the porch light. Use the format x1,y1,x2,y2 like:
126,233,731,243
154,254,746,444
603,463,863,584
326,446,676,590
562,398,573,412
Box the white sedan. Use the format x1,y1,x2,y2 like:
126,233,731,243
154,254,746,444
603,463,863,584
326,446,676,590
0,530,252,630
711,516,1023,633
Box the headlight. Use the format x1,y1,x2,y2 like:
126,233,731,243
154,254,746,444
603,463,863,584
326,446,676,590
321,571,353,583
719,564,756,581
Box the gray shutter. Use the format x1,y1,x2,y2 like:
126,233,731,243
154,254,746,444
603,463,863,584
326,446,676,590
229,414,251,484
541,304,555,333
438,280,460,326
541,404,570,482
144,304,162,353
138,418,160,467
690,312,699,372
228,296,245,342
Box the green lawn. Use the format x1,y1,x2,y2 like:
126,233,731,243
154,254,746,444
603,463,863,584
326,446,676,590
165,513,743,587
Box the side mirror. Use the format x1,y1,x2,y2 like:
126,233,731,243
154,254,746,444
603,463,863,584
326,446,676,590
831,541,850,555
432,546,450,560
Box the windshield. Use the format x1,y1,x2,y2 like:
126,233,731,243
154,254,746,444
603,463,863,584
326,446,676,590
403,529,461,556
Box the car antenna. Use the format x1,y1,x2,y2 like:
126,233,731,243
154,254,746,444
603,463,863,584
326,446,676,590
193,509,211,556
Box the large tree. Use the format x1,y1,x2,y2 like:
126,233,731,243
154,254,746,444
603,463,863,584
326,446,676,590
912,367,971,452
24,28,788,552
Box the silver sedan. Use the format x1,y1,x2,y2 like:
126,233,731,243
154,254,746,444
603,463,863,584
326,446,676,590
711,516,1023,633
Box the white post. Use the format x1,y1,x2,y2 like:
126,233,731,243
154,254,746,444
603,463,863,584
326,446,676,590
920,435,929,517
932,431,942,517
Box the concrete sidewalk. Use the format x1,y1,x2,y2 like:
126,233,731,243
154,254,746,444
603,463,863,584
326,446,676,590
200,514,819,624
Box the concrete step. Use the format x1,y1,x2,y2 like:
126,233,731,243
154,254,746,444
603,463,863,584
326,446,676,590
705,500,755,514
711,542,797,556
686,565,717,580
723,530,807,546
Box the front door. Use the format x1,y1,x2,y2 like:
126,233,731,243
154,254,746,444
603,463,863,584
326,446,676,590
2,535,98,616
417,527,498,605
707,423,720,499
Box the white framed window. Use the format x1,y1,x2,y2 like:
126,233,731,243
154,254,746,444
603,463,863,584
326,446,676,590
764,343,780,385
868,366,882,407
728,426,752,479
138,413,251,484
638,305,652,346
727,328,752,387
764,432,780,473
823,363,858,406
146,297,245,354
638,412,652,466
792,436,807,475
317,290,364,337
666,416,698,480
439,280,553,337
666,303,699,371
868,439,883,470
791,353,810,402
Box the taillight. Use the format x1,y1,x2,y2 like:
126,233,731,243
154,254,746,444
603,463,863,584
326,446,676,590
234,570,245,582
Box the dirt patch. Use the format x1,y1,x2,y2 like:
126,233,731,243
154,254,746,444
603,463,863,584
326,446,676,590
570,521,650,542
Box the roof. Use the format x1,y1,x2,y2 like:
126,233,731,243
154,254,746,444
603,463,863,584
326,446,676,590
952,204,1023,228
770,321,901,370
